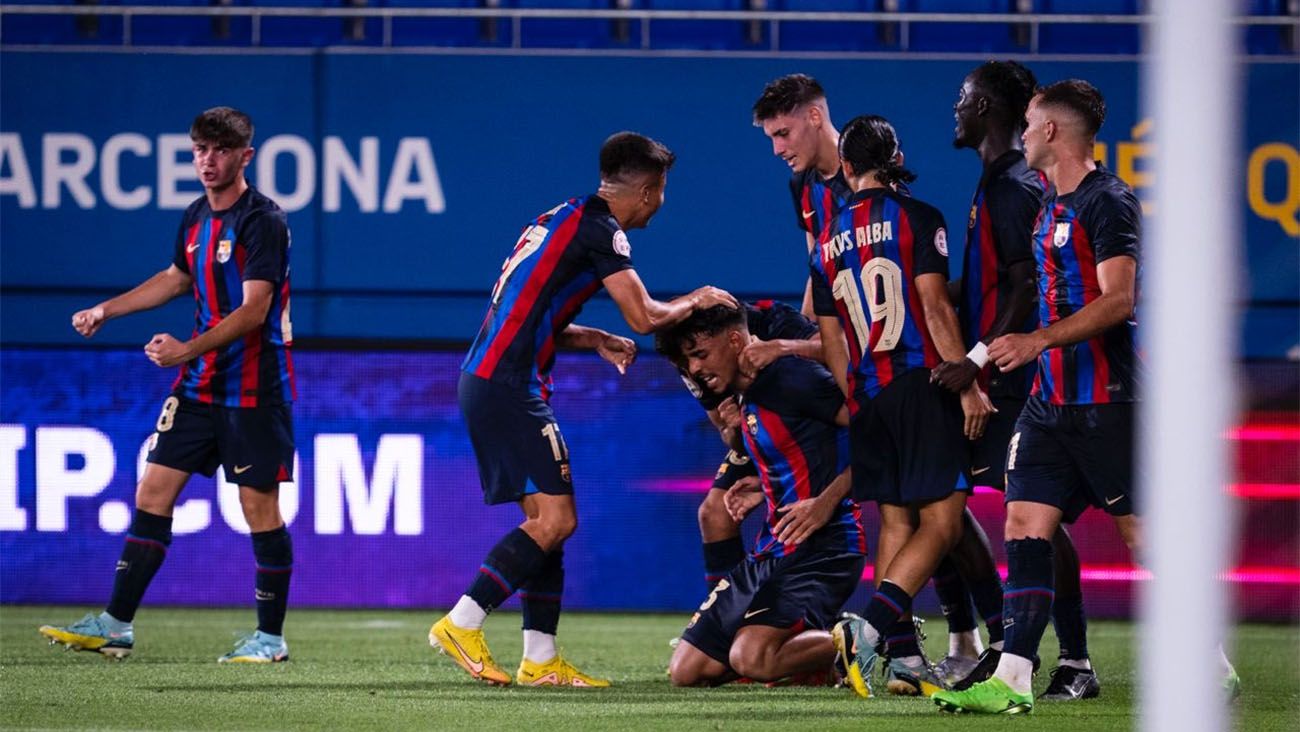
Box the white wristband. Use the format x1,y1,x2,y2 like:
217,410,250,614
966,341,990,369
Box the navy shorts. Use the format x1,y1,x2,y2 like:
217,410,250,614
968,397,1026,491
146,395,294,489
711,449,757,491
458,371,573,506
850,368,969,505
680,549,865,666
1005,398,1137,523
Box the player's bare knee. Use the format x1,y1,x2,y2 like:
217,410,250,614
728,639,777,681
698,492,736,539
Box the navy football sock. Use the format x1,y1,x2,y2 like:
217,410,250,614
1052,526,1088,659
1002,538,1054,661
967,573,1005,645
885,615,923,659
467,528,548,612
702,537,745,590
1052,592,1089,661
932,557,977,634
520,549,564,635
252,526,293,636
863,581,913,648
105,509,172,623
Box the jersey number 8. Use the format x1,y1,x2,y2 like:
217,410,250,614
831,257,905,354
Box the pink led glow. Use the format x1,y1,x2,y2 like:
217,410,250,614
858,565,1300,584
1227,425,1300,442
1230,483,1300,499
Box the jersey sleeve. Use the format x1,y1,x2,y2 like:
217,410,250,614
584,219,635,280
171,218,191,274
810,257,838,318
986,178,1043,266
751,300,819,341
241,211,289,283
797,361,847,425
1085,185,1141,264
790,174,811,233
909,203,950,278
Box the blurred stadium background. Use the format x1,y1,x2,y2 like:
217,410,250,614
1,0,1297,666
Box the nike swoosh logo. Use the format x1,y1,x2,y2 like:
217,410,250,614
233,465,253,475
801,210,815,220
971,466,991,475
743,608,769,619
448,634,485,674
186,242,200,253
1106,494,1125,506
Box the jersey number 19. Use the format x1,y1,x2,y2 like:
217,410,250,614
831,257,905,354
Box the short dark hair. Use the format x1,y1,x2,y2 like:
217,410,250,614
599,132,675,184
666,304,747,354
752,73,826,122
971,60,1038,125
839,114,917,188
1035,79,1106,137
190,106,253,148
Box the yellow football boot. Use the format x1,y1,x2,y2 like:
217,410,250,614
429,616,512,686
516,655,611,688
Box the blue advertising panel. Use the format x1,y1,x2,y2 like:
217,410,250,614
2,347,1296,620
1,52,1295,357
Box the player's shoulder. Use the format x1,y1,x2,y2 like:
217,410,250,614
181,194,209,222
751,354,825,395
987,155,1047,199
1077,168,1139,217
573,193,630,254
893,190,946,227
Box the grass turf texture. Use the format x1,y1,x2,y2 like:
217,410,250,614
3,606,1295,731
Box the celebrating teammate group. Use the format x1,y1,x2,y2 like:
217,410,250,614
38,61,1240,714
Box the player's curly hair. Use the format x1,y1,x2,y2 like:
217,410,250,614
839,115,917,188
752,73,826,123
972,60,1038,126
600,132,676,184
1035,79,1107,137
664,304,747,355
190,107,253,148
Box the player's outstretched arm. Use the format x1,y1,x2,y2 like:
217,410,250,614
72,265,192,338
144,279,273,368
988,255,1136,373
558,324,637,374
739,333,824,375
932,259,1037,392
602,269,736,334
917,273,994,440
817,316,851,399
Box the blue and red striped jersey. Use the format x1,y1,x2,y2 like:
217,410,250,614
462,194,634,399
1030,167,1142,405
170,186,293,407
960,150,1047,399
790,167,852,245
810,187,949,408
677,299,819,411
739,356,864,560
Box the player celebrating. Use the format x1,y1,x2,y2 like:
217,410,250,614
40,107,296,663
655,299,822,591
932,79,1147,715
665,305,866,687
933,60,1100,700
753,74,852,319
816,115,995,699
431,132,735,688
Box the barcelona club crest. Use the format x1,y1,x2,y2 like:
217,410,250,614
746,413,759,436
1053,223,1071,248
217,239,233,263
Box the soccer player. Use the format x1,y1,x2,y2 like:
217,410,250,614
815,115,996,699
752,74,852,319
932,79,1145,715
933,60,1100,700
665,305,866,687
655,299,822,591
430,132,735,688
40,107,296,663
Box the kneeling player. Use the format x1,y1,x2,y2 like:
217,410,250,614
655,299,822,591
665,305,866,687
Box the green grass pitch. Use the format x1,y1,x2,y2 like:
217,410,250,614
2,606,1296,730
